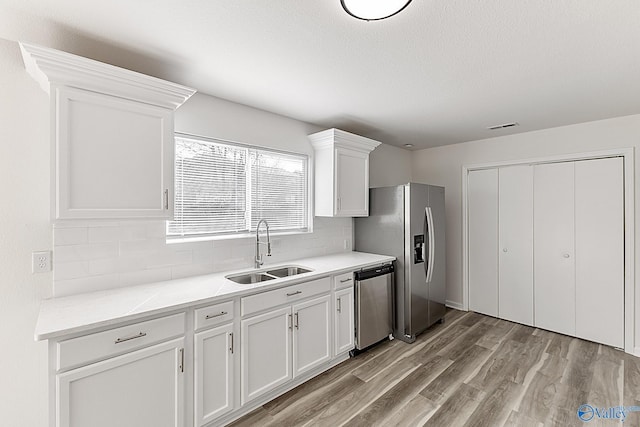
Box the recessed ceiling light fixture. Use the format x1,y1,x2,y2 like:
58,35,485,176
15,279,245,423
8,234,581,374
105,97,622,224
341,0,413,21
404,144,414,148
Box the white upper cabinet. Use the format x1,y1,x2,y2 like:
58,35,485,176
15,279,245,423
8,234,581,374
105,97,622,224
20,43,196,220
309,129,380,217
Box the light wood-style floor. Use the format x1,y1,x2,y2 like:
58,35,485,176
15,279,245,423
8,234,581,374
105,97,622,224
230,309,640,427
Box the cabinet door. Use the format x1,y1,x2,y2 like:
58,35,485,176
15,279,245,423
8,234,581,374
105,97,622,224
575,158,624,347
335,148,369,216
56,86,173,219
498,165,534,325
241,307,292,404
195,324,234,426
293,295,332,376
468,168,499,317
57,338,184,427
534,162,576,336
334,288,355,355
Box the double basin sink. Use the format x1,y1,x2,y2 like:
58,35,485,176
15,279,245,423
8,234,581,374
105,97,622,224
226,266,313,285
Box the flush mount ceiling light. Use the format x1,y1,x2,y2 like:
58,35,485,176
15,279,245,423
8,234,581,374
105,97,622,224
341,0,413,21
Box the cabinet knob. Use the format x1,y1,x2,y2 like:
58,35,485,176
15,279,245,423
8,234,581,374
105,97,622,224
563,253,570,258
502,248,508,253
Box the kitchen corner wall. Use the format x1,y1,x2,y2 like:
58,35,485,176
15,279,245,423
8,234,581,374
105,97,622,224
51,92,356,297
368,143,413,188
0,38,51,427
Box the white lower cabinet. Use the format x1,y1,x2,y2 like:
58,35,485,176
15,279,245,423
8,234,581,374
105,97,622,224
334,287,355,355
241,294,331,405
195,323,234,426
57,338,185,427
293,295,332,376
241,306,292,405
48,271,362,427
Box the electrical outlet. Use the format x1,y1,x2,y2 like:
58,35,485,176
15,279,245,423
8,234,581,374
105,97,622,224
32,251,52,274
343,239,351,250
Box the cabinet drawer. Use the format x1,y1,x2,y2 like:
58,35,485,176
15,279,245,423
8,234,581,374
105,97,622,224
334,271,354,290
57,313,185,371
241,277,331,316
195,300,234,331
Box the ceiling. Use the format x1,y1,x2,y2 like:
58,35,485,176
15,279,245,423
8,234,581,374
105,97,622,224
2,1,640,149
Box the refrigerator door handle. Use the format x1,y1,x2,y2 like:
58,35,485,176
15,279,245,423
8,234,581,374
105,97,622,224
426,207,436,283
424,207,429,280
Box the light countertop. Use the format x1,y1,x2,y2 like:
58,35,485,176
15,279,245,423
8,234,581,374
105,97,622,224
35,251,394,341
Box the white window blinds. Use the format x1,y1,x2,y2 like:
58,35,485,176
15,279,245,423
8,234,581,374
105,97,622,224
168,134,309,238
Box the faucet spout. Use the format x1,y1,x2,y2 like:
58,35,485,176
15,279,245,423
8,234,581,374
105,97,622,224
255,219,271,268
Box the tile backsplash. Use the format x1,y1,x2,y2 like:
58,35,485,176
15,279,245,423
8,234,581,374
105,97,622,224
52,217,353,297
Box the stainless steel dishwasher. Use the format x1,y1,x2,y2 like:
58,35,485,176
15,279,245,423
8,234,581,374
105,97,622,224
354,262,394,352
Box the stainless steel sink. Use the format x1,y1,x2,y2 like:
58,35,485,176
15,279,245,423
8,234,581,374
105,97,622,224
266,266,313,278
225,265,313,284
226,272,276,284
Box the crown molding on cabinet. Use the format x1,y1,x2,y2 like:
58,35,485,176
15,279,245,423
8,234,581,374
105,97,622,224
308,128,381,153
19,42,196,110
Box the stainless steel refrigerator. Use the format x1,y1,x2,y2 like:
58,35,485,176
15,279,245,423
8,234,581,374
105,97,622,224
354,183,446,343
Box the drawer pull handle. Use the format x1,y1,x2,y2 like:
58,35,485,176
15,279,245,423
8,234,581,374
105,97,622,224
339,278,353,283
115,332,147,344
286,291,302,297
205,311,228,320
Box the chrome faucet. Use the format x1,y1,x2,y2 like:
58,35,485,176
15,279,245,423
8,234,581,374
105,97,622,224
255,219,271,268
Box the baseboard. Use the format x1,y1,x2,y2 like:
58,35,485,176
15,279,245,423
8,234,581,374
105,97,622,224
445,300,465,311
634,347,640,358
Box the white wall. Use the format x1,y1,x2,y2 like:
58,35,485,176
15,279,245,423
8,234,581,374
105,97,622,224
411,114,640,348
0,38,51,427
369,143,412,188
175,93,321,155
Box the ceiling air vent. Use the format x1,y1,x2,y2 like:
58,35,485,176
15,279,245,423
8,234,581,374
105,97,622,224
487,122,519,131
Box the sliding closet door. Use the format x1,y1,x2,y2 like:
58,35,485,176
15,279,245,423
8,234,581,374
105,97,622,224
575,157,624,348
468,169,498,317
498,165,534,326
534,162,575,336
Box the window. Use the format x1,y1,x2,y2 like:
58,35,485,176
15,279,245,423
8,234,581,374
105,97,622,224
168,134,309,239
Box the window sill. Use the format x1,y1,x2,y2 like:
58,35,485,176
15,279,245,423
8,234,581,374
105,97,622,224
166,229,313,245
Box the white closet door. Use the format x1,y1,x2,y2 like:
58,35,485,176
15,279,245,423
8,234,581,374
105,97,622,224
534,162,575,336
575,157,624,347
499,165,534,325
468,168,499,317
